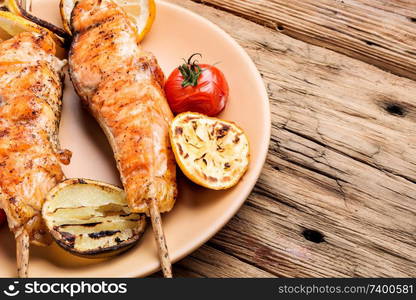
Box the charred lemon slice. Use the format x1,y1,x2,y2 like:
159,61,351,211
0,11,66,58
170,112,250,190
0,10,38,40
5,0,22,15
60,0,156,42
5,0,68,40
5,0,31,15
42,179,146,258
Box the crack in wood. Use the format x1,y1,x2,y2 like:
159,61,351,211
253,182,302,211
282,125,416,186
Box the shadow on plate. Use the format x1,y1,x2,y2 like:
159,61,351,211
175,170,238,209
0,227,15,261
76,95,122,187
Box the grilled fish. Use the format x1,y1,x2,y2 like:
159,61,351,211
0,31,69,277
69,0,177,215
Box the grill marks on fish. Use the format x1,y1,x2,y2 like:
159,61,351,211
69,0,177,214
0,32,67,246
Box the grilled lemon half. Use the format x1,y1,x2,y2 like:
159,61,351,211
170,112,250,190
42,178,146,258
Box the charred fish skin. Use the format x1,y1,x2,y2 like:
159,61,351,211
0,31,69,245
69,0,177,214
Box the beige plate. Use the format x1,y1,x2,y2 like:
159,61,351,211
0,0,270,277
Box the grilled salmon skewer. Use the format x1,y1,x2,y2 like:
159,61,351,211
69,0,177,277
0,31,69,277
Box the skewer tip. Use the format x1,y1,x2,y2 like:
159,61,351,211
16,230,29,278
148,198,172,278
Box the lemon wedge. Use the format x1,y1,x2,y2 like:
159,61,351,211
60,0,155,42
170,112,250,190
4,0,69,42
0,10,66,58
5,0,21,15
59,0,74,35
118,0,156,42
5,0,31,15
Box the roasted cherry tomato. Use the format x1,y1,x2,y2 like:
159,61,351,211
165,54,229,117
0,209,6,226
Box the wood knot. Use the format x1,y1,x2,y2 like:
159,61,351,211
272,164,280,171
385,104,405,116
302,229,325,243
409,17,416,23
365,40,377,46
276,25,284,31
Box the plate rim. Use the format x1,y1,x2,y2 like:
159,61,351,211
0,0,271,278
128,0,272,277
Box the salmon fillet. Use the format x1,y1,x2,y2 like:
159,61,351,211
0,31,69,248
69,0,177,214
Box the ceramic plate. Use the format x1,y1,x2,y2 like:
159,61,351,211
0,0,270,277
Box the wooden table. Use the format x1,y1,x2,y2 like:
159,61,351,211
160,0,416,277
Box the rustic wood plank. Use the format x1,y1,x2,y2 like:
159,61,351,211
192,0,416,80
174,245,273,277
208,159,415,277
151,245,273,277
166,0,416,277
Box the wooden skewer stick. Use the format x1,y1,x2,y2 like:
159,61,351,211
16,230,29,278
146,103,172,278
148,197,172,278
17,0,31,12
24,0,32,12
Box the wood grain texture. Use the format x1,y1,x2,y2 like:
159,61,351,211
191,0,416,80
163,0,416,277
151,245,273,277
174,245,273,278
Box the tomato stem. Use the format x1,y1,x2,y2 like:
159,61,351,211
179,53,204,88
